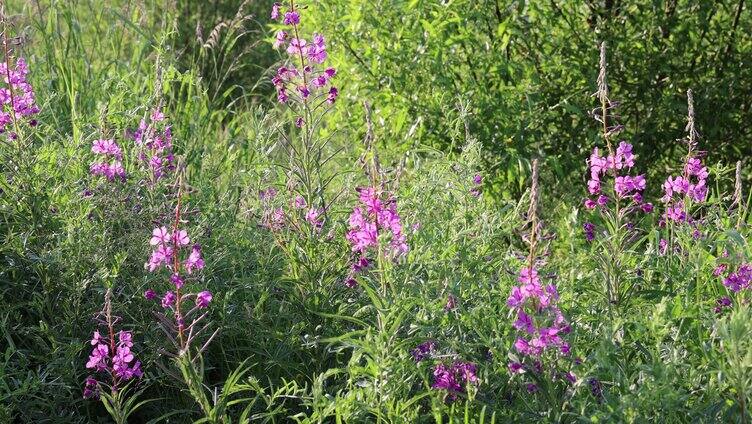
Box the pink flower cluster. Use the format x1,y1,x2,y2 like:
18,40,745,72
84,329,143,399
661,156,708,222
145,225,209,313
146,226,203,274
432,361,478,396
722,264,752,293
270,1,338,113
345,187,408,286
0,57,40,136
584,142,652,213
90,139,126,181
507,267,571,368
133,108,174,180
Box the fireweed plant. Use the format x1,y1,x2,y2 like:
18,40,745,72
0,51,39,138
581,42,653,316
269,0,338,224
83,289,147,424
508,160,575,417
144,181,224,418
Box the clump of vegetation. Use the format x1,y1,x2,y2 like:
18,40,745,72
1,0,751,422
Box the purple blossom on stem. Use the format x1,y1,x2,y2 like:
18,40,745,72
83,290,142,400
723,264,752,292
345,187,409,286
147,194,217,359
270,2,338,109
507,267,571,361
132,108,175,181
0,55,40,136
432,361,478,397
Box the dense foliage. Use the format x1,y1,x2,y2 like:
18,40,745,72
2,0,752,423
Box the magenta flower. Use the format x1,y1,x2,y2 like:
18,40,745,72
507,266,571,361
150,226,170,245
269,2,338,114
83,291,143,403
184,244,205,274
305,207,324,229
326,86,338,104
723,264,752,292
86,343,109,371
273,30,288,49
583,222,596,242
196,291,213,308
432,361,478,396
132,108,175,181
283,10,300,25
90,138,127,182
83,376,99,400
0,56,40,137
174,229,190,247
162,291,176,308
583,142,650,214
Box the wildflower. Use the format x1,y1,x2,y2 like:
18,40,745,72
714,296,732,314
326,86,338,104
432,361,478,396
659,239,668,255
507,266,570,361
82,376,99,400
411,340,436,362
294,195,306,209
132,108,174,181
150,226,170,245
90,138,127,182
0,56,40,135
723,264,752,292
346,187,408,260
144,289,157,300
162,291,176,308
170,273,184,289
196,291,213,308
508,362,524,374
273,30,288,49
661,90,708,223
184,244,205,274
84,291,143,402
283,10,300,25
86,343,109,371
305,207,324,229
270,2,338,113
583,222,595,242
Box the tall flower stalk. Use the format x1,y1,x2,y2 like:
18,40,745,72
271,0,338,216
83,288,147,424
0,26,39,140
660,89,709,232
582,42,652,316
507,160,574,417
145,178,219,417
